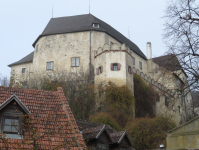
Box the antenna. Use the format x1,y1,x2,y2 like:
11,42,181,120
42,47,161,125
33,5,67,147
128,26,130,40
52,4,53,18
89,0,90,14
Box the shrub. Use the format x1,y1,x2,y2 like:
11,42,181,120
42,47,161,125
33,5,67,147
125,116,176,150
105,83,135,128
89,112,122,131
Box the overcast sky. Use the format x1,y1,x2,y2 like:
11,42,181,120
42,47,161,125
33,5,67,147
0,0,168,77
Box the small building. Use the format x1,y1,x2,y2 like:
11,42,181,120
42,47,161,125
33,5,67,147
76,119,135,150
166,115,199,150
0,86,86,149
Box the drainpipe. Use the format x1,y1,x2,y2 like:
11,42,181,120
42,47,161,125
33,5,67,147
183,89,187,121
90,29,92,77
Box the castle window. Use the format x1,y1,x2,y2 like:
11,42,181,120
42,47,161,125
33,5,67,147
176,80,179,87
36,44,39,53
71,57,79,67
110,42,113,46
128,66,133,74
93,23,100,28
96,66,103,75
178,106,181,113
133,57,135,65
111,63,120,71
46,61,54,70
22,68,26,74
165,96,169,107
139,61,142,70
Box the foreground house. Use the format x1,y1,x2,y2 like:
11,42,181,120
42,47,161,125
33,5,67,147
0,86,86,149
8,14,193,125
76,119,134,150
166,115,199,150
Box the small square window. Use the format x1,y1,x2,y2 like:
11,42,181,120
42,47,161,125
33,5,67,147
3,118,20,134
99,66,102,74
36,44,39,53
22,68,26,74
110,42,113,46
133,57,135,65
113,64,118,70
46,61,54,70
93,23,99,28
71,57,79,67
111,63,120,71
139,61,142,70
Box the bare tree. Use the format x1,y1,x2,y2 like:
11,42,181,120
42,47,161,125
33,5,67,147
163,0,199,91
0,73,9,87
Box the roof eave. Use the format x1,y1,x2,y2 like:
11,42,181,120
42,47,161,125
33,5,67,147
8,61,33,67
32,30,147,60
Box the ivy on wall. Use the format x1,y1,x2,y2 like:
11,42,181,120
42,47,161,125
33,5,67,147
134,74,158,118
90,83,135,129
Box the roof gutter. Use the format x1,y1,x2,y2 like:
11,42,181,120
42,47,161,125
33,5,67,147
89,29,92,76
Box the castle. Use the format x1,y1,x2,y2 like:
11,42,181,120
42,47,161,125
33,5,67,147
8,14,193,126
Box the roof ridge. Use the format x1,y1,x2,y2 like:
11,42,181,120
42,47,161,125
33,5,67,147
51,13,92,19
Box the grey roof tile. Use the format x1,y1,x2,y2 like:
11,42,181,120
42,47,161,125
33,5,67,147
33,14,146,59
8,51,34,67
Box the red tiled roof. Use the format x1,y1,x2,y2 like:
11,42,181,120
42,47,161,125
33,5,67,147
0,86,87,149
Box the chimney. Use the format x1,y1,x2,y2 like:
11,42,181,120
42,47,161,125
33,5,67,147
146,42,153,76
146,42,152,59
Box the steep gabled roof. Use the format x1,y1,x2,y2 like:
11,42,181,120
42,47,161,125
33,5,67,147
82,125,113,141
8,51,34,67
0,94,31,114
153,54,181,72
76,119,133,147
33,14,146,59
110,131,133,146
0,86,86,149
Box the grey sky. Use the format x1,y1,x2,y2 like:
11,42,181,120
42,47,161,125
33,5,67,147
0,0,168,77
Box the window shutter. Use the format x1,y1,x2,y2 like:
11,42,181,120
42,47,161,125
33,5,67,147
101,66,103,73
131,67,133,74
118,63,121,70
110,63,113,70
96,68,99,75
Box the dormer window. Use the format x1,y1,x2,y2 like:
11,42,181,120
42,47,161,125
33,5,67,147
93,23,100,28
0,95,31,139
3,118,20,133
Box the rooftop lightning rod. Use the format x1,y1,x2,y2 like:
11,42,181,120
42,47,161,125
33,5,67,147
128,26,130,40
89,0,90,14
52,4,53,18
